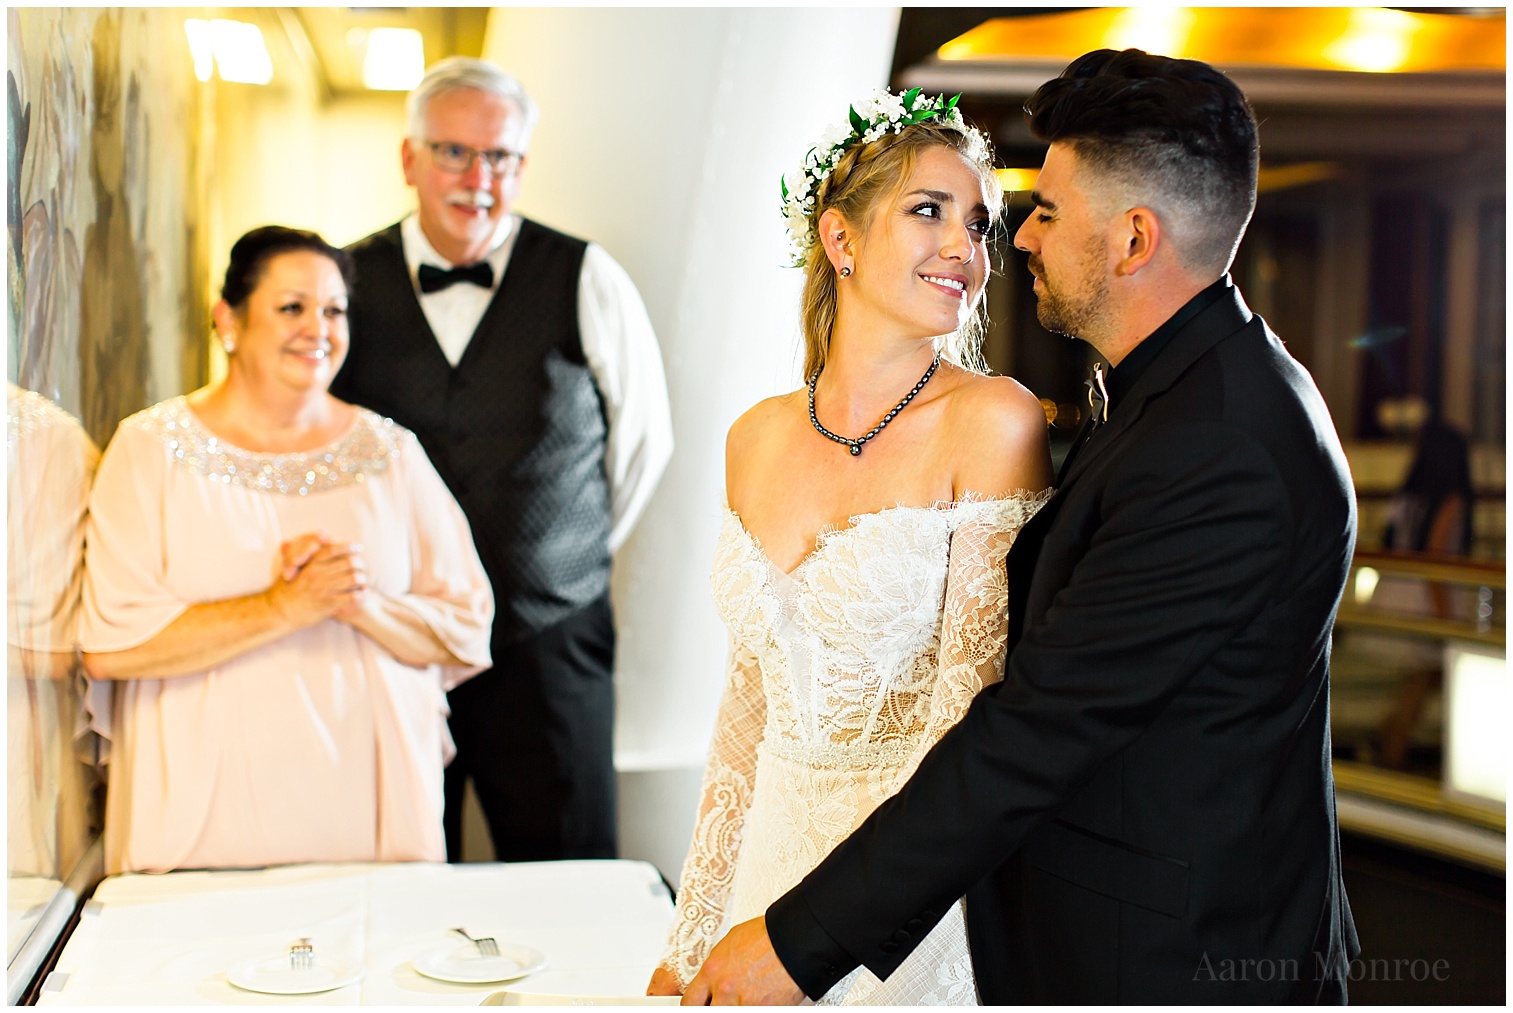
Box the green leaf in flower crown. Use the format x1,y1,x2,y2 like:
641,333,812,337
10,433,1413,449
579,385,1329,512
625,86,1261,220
946,94,960,112
903,87,921,110
781,176,789,201
848,105,867,134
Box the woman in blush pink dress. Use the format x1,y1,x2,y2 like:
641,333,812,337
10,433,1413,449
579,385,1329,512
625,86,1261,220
81,226,494,875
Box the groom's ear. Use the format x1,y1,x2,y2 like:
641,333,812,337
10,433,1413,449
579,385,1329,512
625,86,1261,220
1114,206,1161,277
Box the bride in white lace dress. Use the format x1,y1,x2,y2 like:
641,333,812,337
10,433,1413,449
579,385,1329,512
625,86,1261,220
649,92,1052,1005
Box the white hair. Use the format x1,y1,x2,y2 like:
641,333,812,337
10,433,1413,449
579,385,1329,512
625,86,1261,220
405,57,539,147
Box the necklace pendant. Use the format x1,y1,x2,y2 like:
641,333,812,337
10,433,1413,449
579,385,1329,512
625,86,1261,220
849,444,862,456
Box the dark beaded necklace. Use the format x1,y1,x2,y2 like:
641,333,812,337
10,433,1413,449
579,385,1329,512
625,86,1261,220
808,353,941,457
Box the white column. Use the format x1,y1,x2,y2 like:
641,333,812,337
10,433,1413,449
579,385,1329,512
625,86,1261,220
483,8,900,879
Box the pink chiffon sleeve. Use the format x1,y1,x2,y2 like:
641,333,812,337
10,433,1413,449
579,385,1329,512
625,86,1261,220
392,431,494,689
79,423,188,655
77,422,188,753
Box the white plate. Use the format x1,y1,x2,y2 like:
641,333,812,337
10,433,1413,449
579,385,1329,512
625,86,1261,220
412,941,548,985
226,955,364,995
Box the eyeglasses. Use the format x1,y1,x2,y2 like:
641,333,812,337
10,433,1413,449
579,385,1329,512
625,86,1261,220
424,141,524,176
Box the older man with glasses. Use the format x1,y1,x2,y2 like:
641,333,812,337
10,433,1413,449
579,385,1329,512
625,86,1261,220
331,56,673,863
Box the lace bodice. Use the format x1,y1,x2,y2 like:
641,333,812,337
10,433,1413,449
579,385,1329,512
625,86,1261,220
661,491,1049,999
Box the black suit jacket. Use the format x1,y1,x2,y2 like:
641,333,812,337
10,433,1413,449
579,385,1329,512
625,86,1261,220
768,283,1360,1002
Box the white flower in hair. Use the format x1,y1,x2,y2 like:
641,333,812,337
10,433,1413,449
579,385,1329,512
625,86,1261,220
817,120,852,150
778,87,967,267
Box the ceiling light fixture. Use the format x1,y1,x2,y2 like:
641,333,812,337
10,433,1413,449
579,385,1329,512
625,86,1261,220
183,20,215,82
183,18,274,85
1102,6,1197,57
361,27,426,91
1323,7,1420,73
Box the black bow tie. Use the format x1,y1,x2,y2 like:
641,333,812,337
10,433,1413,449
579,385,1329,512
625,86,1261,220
418,261,495,294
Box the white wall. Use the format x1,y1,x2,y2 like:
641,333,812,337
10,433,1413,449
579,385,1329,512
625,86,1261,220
483,7,900,880
207,81,415,383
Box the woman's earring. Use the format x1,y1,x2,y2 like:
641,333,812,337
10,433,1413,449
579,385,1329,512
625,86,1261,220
839,266,852,278
222,340,236,355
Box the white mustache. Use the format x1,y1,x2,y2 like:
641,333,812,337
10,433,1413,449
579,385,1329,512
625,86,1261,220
446,190,496,210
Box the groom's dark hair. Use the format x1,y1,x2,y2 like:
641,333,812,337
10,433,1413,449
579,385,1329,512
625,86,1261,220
1025,49,1259,275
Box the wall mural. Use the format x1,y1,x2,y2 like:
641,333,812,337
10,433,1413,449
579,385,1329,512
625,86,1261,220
6,5,206,975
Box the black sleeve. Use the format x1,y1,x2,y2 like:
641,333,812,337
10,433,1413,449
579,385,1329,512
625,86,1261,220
766,420,1292,997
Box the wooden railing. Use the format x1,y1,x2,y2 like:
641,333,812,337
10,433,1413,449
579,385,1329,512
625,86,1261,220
1331,550,1505,870
1338,549,1504,646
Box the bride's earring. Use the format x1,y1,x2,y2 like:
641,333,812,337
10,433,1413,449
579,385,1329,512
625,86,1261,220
839,265,852,278
222,337,236,355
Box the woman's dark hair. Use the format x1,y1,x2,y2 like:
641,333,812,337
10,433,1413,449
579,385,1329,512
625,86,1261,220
1025,48,1259,274
1391,419,1475,553
221,225,356,308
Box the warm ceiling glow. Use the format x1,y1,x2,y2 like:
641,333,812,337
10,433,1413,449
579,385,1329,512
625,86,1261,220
1322,7,1419,73
360,27,425,91
996,168,1039,192
937,8,1504,74
1256,161,1339,193
1102,6,1197,57
183,18,273,85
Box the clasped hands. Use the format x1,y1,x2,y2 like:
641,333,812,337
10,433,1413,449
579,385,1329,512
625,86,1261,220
267,531,371,628
648,917,805,1005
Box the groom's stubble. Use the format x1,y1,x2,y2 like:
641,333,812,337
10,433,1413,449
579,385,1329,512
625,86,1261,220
1027,229,1111,342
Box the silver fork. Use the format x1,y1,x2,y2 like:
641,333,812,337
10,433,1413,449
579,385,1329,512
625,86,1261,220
289,937,314,971
451,926,500,957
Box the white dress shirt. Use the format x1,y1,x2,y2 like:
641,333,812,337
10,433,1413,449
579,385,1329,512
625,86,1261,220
399,213,673,551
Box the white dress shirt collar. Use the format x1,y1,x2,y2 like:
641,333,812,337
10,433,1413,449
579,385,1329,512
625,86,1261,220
400,212,520,275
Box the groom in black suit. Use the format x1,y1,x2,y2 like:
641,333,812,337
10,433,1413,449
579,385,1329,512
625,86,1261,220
687,50,1360,1004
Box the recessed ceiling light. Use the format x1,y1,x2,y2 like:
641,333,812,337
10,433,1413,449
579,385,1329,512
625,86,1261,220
363,27,425,91
206,18,274,86
183,20,215,83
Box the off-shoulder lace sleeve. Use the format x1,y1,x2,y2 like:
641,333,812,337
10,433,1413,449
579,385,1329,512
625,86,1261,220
893,492,1049,786
659,639,765,990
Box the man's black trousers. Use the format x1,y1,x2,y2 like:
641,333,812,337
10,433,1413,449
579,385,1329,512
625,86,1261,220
443,593,617,861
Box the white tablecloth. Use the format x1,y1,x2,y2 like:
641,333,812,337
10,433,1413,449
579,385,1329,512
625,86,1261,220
37,860,675,1005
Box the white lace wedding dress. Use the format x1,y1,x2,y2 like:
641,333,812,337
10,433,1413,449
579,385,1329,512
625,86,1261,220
661,492,1049,1004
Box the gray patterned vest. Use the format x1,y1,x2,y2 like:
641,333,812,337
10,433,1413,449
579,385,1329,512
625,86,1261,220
333,219,611,644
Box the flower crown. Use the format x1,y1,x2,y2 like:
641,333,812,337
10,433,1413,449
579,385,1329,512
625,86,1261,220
780,87,967,267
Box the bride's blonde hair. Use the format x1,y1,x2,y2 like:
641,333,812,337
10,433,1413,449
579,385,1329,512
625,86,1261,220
799,120,1002,381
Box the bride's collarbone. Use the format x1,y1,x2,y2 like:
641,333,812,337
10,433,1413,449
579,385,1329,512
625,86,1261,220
730,405,965,566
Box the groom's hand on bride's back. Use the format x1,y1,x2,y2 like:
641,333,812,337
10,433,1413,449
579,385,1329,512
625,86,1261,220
682,917,805,1005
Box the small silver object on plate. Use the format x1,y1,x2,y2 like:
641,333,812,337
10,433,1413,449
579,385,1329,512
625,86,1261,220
452,926,502,956
289,937,314,971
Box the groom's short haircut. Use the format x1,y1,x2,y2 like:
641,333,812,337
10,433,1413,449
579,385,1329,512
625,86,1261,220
1026,48,1260,276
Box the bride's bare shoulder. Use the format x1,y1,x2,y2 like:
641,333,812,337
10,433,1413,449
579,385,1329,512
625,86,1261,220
726,390,805,495
941,370,1053,490
945,371,1046,442
727,389,805,459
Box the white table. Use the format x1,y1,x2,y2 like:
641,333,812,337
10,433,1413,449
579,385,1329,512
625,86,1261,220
37,860,675,1005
